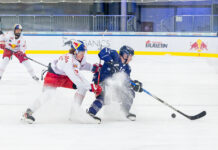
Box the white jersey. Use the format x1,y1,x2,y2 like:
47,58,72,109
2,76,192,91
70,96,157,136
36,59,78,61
51,53,93,90
0,31,26,52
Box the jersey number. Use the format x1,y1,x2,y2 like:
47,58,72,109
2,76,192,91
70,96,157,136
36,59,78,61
59,55,69,63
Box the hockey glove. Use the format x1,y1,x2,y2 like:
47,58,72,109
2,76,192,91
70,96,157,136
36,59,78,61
107,61,120,74
91,84,102,97
92,63,103,73
132,80,143,92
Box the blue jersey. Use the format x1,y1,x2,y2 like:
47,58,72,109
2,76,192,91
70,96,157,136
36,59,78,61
93,47,131,83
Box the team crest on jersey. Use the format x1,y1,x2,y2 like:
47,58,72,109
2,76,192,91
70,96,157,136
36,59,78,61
73,64,78,68
74,69,79,74
9,43,17,49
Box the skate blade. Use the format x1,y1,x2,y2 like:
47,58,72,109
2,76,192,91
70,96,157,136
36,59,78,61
127,116,136,121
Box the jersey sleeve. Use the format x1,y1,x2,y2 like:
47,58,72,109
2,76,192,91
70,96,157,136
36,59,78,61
0,34,5,41
20,38,27,53
80,62,92,71
57,55,91,90
0,33,6,43
125,65,131,76
98,47,120,63
0,34,6,49
79,55,93,71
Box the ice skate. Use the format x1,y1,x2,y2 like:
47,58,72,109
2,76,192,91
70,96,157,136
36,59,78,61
126,113,136,121
86,110,101,124
21,108,35,124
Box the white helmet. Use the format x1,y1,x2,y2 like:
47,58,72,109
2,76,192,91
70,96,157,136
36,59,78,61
13,24,22,39
14,24,22,30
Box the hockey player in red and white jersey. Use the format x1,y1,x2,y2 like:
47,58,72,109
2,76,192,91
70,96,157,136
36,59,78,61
0,24,39,80
22,40,102,124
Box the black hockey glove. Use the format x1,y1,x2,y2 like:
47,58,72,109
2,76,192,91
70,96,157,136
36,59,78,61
131,80,143,92
107,61,120,74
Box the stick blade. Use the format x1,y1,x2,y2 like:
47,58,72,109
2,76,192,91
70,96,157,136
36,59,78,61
189,111,206,120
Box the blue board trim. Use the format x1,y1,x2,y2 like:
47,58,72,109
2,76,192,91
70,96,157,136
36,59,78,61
23,34,217,38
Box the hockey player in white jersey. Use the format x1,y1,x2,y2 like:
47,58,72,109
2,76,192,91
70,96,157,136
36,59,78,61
0,24,39,80
22,40,102,124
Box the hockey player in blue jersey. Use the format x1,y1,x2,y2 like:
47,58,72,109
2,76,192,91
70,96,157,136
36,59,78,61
87,45,143,122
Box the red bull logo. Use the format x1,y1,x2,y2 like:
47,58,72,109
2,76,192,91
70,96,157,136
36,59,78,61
73,42,81,49
190,39,208,53
9,43,17,49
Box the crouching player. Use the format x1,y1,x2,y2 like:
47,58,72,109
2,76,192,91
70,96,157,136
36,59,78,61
22,40,102,123
87,46,143,121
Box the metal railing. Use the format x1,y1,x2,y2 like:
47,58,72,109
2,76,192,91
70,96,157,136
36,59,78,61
0,0,194,3
0,15,136,32
160,15,218,32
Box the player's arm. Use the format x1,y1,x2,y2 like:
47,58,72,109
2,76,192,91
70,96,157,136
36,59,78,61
64,64,102,96
0,33,6,49
80,62,92,71
99,47,120,73
79,54,103,73
20,39,27,53
15,38,27,57
62,60,91,91
80,62,102,74
126,67,142,92
98,47,119,62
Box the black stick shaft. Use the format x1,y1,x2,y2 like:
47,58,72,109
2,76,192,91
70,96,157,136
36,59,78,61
6,49,48,68
131,82,206,120
24,56,48,68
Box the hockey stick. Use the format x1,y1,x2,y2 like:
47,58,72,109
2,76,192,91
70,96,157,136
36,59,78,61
24,56,48,68
131,82,206,120
96,29,107,85
97,60,101,85
6,49,48,68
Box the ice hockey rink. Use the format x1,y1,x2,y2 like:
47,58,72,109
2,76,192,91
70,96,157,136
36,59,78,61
0,54,218,150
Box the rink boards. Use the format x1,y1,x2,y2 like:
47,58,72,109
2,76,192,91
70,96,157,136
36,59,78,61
0,32,218,57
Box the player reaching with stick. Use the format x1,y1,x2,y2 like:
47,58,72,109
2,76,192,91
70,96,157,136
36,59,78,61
21,40,102,124
0,24,39,81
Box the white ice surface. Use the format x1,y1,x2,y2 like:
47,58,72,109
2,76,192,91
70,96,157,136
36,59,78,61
0,54,217,150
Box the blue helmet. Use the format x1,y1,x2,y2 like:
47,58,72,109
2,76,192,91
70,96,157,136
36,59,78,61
71,40,87,53
119,45,134,57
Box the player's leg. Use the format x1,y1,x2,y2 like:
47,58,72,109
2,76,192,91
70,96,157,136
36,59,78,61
69,88,87,116
22,86,56,123
0,49,12,79
120,88,136,121
14,52,39,81
87,93,104,116
86,82,105,122
22,60,39,81
21,72,59,123
87,94,103,123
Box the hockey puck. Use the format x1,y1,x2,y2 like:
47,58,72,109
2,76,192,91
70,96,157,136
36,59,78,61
171,113,176,118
